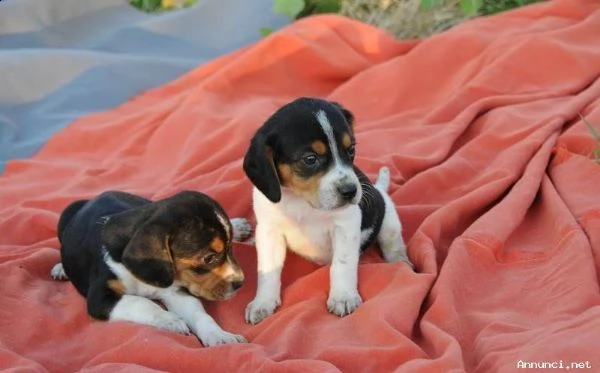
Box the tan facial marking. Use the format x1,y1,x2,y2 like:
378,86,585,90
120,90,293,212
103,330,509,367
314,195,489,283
277,163,324,201
177,258,240,300
342,133,352,148
311,140,327,155
211,259,236,279
178,270,214,299
176,256,202,268
107,279,126,295
277,163,293,185
211,237,225,253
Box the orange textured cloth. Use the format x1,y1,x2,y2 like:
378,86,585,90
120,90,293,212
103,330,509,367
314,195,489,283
1,0,600,371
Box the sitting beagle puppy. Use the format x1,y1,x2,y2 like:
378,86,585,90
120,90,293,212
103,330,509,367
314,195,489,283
50,190,251,346
242,97,414,325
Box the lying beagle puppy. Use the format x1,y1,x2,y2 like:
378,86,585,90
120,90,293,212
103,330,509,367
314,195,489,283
50,190,251,346
242,97,414,325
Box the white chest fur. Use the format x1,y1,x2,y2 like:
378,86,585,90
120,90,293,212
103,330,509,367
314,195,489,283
253,188,362,265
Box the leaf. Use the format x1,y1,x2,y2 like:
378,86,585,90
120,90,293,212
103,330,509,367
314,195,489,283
273,0,306,19
297,0,340,18
459,0,483,15
309,0,341,14
140,0,161,11
259,27,274,37
420,0,441,11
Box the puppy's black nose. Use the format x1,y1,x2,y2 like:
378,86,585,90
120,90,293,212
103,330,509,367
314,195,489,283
337,184,357,201
231,280,244,291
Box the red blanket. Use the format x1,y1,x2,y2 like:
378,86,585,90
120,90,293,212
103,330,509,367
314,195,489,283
1,0,600,371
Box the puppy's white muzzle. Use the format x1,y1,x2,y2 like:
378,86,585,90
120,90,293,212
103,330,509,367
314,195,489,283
317,166,362,210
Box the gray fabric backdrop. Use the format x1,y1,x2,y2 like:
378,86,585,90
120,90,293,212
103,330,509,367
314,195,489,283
0,0,288,173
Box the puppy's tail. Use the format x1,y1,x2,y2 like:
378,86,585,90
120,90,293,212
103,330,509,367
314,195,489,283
374,167,391,192
57,199,88,243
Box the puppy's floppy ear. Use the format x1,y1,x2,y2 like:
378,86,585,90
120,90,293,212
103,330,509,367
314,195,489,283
243,131,281,203
102,209,175,288
330,101,355,128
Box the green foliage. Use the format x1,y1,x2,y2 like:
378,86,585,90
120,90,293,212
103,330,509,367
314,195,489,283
121,0,541,38
130,0,198,13
419,0,542,16
419,0,439,11
297,0,342,18
273,0,306,19
264,0,341,37
130,0,162,12
580,114,600,164
272,0,341,19
479,0,544,15
419,0,483,15
459,0,483,16
260,27,274,37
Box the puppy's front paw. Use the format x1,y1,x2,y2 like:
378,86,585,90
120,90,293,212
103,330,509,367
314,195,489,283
245,297,281,325
200,330,247,347
327,291,363,317
401,257,415,270
154,312,190,335
385,252,415,270
230,218,253,241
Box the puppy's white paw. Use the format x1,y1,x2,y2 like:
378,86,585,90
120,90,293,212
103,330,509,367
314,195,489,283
327,291,363,317
230,218,253,241
154,312,190,335
384,250,415,269
400,257,415,270
199,330,247,347
51,263,69,281
245,297,281,325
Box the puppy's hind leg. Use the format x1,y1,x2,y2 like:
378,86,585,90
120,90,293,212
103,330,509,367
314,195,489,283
108,295,190,335
87,280,190,335
374,167,414,269
51,262,69,281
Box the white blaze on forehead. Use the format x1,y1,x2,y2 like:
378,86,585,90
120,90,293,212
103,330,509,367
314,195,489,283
215,212,231,240
315,109,342,165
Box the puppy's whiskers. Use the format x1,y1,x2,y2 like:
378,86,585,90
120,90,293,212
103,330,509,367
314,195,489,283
360,182,375,208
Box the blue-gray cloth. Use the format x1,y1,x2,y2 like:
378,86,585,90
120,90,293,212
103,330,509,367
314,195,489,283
0,0,288,173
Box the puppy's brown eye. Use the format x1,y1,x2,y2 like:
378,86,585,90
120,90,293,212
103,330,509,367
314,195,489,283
302,154,318,166
203,253,219,265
